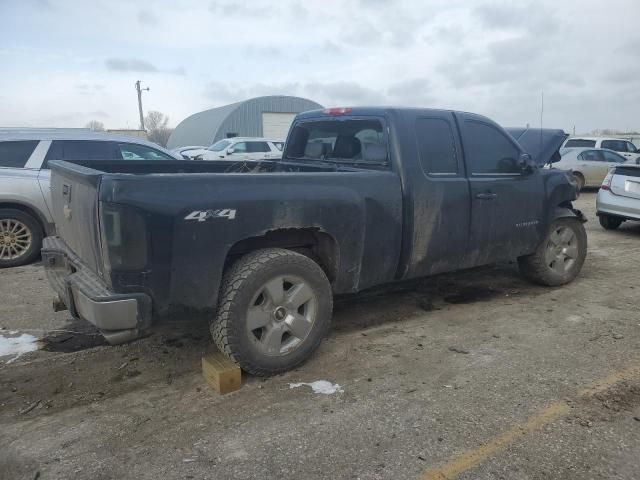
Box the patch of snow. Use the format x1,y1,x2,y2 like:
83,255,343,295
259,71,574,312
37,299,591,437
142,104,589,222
289,380,344,395
0,333,39,363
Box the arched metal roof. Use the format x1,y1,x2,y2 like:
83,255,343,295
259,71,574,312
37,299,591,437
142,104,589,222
167,95,323,148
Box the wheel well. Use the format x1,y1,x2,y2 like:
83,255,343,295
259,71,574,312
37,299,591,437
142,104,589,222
0,202,48,234
226,229,339,282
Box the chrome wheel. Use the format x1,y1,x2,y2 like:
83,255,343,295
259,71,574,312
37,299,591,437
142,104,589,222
246,275,317,356
544,225,578,274
0,219,32,260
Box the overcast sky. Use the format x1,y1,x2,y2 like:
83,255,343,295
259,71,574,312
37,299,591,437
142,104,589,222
1,0,639,133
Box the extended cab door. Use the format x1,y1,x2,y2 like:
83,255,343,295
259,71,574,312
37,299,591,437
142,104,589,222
456,114,545,265
399,111,471,278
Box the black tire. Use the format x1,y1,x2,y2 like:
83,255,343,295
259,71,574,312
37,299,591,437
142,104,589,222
0,208,43,268
572,172,585,192
211,248,333,376
598,214,623,230
518,218,587,286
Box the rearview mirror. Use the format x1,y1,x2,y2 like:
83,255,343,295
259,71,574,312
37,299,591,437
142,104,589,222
227,148,235,154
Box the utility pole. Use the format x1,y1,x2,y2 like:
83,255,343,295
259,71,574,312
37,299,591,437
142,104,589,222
135,80,150,130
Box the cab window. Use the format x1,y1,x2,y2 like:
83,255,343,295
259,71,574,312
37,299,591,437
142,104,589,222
464,121,520,174
415,117,458,175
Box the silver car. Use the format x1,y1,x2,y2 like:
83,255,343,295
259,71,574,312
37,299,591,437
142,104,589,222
0,129,180,267
596,164,640,229
554,147,627,190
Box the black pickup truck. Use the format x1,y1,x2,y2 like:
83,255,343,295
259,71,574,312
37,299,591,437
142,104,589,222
43,107,586,375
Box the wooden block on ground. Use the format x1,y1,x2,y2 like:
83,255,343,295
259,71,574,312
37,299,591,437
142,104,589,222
202,352,242,395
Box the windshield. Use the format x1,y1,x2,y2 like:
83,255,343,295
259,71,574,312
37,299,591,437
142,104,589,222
286,119,387,164
207,140,232,152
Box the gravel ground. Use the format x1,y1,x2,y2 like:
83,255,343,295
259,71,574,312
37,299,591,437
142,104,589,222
1,191,639,480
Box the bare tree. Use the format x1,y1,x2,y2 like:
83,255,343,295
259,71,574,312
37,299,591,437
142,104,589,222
144,111,173,147
85,120,105,131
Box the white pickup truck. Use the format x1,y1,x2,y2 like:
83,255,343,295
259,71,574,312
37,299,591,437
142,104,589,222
0,129,180,267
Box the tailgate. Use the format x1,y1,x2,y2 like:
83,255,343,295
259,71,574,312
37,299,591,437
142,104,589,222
48,161,104,275
610,165,640,200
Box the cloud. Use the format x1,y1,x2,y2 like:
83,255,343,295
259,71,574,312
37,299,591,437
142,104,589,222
75,84,106,95
105,58,185,75
106,58,158,73
137,10,158,25
473,3,559,35
209,1,272,17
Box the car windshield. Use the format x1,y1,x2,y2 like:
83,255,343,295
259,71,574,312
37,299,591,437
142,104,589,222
208,140,232,152
286,118,387,164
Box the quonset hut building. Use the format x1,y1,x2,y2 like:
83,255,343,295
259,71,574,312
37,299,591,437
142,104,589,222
166,95,323,149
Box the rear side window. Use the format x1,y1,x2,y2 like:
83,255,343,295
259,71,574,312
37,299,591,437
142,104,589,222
273,142,284,151
45,140,120,164
287,119,387,164
601,140,626,152
565,139,596,148
602,150,625,163
117,143,174,160
415,117,458,175
625,141,637,153
246,142,270,153
0,141,39,168
577,150,605,162
464,121,520,174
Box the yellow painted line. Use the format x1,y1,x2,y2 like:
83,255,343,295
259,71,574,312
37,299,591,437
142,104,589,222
420,362,640,480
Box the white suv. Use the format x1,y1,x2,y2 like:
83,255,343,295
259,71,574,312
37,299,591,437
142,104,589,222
563,137,639,162
198,137,284,161
0,129,180,267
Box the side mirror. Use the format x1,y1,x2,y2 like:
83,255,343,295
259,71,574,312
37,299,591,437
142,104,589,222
227,148,235,155
518,153,536,173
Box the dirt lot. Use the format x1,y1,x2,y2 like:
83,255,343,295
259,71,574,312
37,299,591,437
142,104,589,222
1,191,640,480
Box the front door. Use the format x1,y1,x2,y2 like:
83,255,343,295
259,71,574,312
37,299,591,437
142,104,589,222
456,114,545,266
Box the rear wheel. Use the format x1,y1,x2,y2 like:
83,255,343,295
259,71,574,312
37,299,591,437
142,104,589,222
0,209,43,268
518,218,587,286
598,214,623,230
211,248,333,376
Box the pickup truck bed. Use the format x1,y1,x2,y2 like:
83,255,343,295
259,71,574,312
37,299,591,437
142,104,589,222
43,107,586,375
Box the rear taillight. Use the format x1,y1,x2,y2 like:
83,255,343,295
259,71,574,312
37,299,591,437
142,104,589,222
323,107,352,116
601,171,613,190
99,203,148,273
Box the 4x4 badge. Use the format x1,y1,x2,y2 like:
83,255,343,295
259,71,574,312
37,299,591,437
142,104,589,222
184,209,237,222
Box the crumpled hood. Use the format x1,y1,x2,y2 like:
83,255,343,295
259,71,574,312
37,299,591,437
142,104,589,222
506,127,568,166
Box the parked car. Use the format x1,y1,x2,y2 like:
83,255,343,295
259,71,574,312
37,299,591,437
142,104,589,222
198,137,283,161
563,137,639,162
42,107,585,375
553,148,627,190
0,129,181,267
171,145,207,160
596,164,640,229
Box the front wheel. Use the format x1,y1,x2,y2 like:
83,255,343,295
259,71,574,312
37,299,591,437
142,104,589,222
598,214,623,230
211,248,333,376
518,218,587,286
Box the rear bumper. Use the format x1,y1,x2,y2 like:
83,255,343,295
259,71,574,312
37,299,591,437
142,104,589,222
596,189,640,221
42,236,152,344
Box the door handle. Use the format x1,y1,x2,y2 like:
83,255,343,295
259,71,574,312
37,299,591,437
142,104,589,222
475,192,497,200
